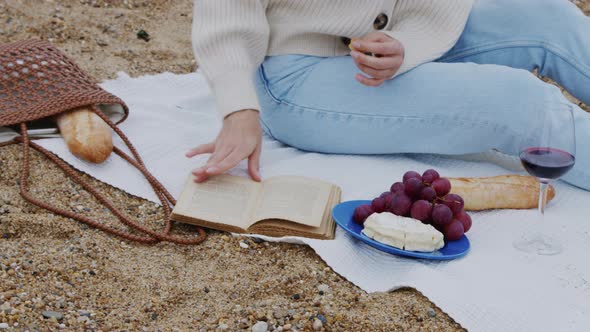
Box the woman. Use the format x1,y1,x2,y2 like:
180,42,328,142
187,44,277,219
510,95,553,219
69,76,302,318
187,0,590,190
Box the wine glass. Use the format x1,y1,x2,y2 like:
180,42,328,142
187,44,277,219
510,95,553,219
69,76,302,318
513,102,576,255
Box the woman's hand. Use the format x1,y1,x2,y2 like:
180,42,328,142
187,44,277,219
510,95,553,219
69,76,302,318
350,31,405,87
186,109,262,183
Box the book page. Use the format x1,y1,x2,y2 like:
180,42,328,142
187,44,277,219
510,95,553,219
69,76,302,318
172,174,261,229
252,176,333,227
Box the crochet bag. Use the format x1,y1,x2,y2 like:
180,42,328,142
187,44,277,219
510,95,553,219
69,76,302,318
0,39,206,244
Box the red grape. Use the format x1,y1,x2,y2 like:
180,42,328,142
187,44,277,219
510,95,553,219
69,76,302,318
432,178,451,196
455,211,472,233
410,200,433,221
432,204,453,226
353,204,374,225
422,169,440,185
404,177,423,198
442,193,464,214
403,171,422,183
390,182,405,193
389,193,412,216
419,186,437,202
371,197,388,213
380,192,393,208
380,191,392,198
443,220,465,241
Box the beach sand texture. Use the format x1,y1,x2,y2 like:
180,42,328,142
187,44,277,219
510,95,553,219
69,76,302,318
1,1,589,331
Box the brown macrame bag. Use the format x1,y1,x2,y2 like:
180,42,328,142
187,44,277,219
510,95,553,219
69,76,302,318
0,39,206,245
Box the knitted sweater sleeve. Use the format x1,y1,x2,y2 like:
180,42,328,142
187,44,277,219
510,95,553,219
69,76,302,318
192,0,269,118
385,0,474,76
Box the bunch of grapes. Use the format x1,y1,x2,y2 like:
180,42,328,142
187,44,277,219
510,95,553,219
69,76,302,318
353,169,472,241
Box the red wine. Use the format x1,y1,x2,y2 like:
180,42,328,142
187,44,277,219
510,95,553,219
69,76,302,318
520,147,575,179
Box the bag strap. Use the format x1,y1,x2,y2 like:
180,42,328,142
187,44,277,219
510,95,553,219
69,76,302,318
15,113,206,245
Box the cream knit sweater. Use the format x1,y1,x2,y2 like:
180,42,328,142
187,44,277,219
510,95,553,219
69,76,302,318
192,0,474,118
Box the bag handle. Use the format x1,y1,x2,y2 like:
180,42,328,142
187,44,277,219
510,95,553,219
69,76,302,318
16,110,206,245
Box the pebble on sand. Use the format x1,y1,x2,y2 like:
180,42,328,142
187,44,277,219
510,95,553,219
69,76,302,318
317,284,330,294
239,241,249,249
312,318,323,330
251,321,268,332
0,323,9,329
42,311,63,320
427,307,436,318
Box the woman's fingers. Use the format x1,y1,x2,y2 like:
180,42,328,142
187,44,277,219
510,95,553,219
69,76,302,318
354,73,386,87
185,142,215,158
190,109,262,183
351,50,399,70
206,149,247,176
352,39,403,56
192,147,233,182
248,143,262,182
356,63,396,80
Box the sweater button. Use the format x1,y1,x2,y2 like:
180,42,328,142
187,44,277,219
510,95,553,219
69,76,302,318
373,13,388,30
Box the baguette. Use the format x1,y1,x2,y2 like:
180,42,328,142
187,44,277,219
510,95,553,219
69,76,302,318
449,175,555,211
56,107,113,163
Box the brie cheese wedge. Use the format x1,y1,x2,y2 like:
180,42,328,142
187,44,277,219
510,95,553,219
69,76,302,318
361,212,444,252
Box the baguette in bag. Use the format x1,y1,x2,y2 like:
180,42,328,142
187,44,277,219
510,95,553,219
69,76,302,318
56,107,113,163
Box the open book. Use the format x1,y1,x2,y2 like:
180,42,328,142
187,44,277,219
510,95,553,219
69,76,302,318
171,174,341,239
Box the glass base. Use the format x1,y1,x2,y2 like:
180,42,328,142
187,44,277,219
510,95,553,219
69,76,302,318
513,233,563,255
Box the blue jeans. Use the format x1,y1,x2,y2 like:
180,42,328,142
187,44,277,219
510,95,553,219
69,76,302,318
254,0,590,190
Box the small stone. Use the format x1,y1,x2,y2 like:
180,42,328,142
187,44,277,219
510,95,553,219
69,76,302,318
151,313,158,320
0,323,8,329
312,318,323,331
77,316,89,323
58,324,66,329
317,284,330,294
42,311,63,320
34,301,45,309
239,241,249,249
217,323,229,331
427,308,436,318
316,314,327,325
251,321,268,332
137,29,150,42
282,324,292,330
204,287,210,293
273,310,287,319
251,237,264,244
291,294,300,300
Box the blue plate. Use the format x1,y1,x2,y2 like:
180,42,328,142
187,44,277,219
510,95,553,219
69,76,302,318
332,200,470,260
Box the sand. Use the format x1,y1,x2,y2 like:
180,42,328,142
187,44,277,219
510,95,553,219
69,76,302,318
1,1,589,331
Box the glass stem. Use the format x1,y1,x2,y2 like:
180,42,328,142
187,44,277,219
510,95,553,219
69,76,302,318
538,181,549,215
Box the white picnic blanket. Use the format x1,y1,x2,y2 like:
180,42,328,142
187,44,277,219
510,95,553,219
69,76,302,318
37,72,590,332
